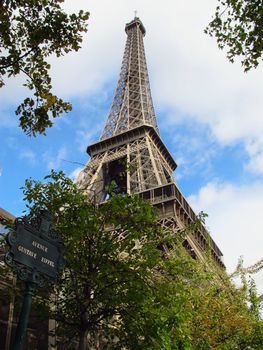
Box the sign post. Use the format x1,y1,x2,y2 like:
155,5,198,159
4,210,64,350
13,282,36,350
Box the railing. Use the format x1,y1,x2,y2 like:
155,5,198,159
139,183,224,266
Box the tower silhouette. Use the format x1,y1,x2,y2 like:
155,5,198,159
77,17,224,268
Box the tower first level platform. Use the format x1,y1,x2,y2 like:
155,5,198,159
77,124,224,268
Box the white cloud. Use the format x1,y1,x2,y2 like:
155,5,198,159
19,149,36,165
165,119,220,180
0,75,27,104
188,182,263,287
43,146,68,170
146,2,263,176
76,130,98,153
245,137,263,174
69,167,82,181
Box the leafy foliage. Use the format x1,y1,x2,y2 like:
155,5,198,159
20,171,263,349
205,0,263,71
191,274,263,349
0,1,89,135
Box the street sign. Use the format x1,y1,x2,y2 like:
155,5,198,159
5,210,64,286
9,227,59,278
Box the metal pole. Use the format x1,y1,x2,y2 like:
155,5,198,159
13,282,37,350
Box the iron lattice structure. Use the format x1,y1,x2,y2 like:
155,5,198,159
77,17,224,268
101,18,158,139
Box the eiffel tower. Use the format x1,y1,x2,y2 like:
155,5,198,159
77,17,224,268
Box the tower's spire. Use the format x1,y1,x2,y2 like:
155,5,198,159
100,17,158,140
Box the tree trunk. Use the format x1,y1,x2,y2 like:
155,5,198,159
78,329,88,350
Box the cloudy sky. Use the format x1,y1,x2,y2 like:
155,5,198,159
1,0,263,286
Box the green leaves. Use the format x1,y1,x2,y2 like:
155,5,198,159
0,0,89,135
205,0,263,71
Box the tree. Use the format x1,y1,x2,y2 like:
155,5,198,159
22,171,173,349
205,0,263,72
0,1,89,136
20,171,263,349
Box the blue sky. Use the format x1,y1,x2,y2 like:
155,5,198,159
1,0,263,287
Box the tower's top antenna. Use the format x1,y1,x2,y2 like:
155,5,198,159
134,10,137,18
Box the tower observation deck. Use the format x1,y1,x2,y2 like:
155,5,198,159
77,17,224,268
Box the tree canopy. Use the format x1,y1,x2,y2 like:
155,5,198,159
206,0,263,71
17,170,263,349
0,0,89,136
23,171,193,349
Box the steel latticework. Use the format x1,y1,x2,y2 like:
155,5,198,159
101,18,158,140
77,17,224,268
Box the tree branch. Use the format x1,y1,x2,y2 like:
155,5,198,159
0,47,36,70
